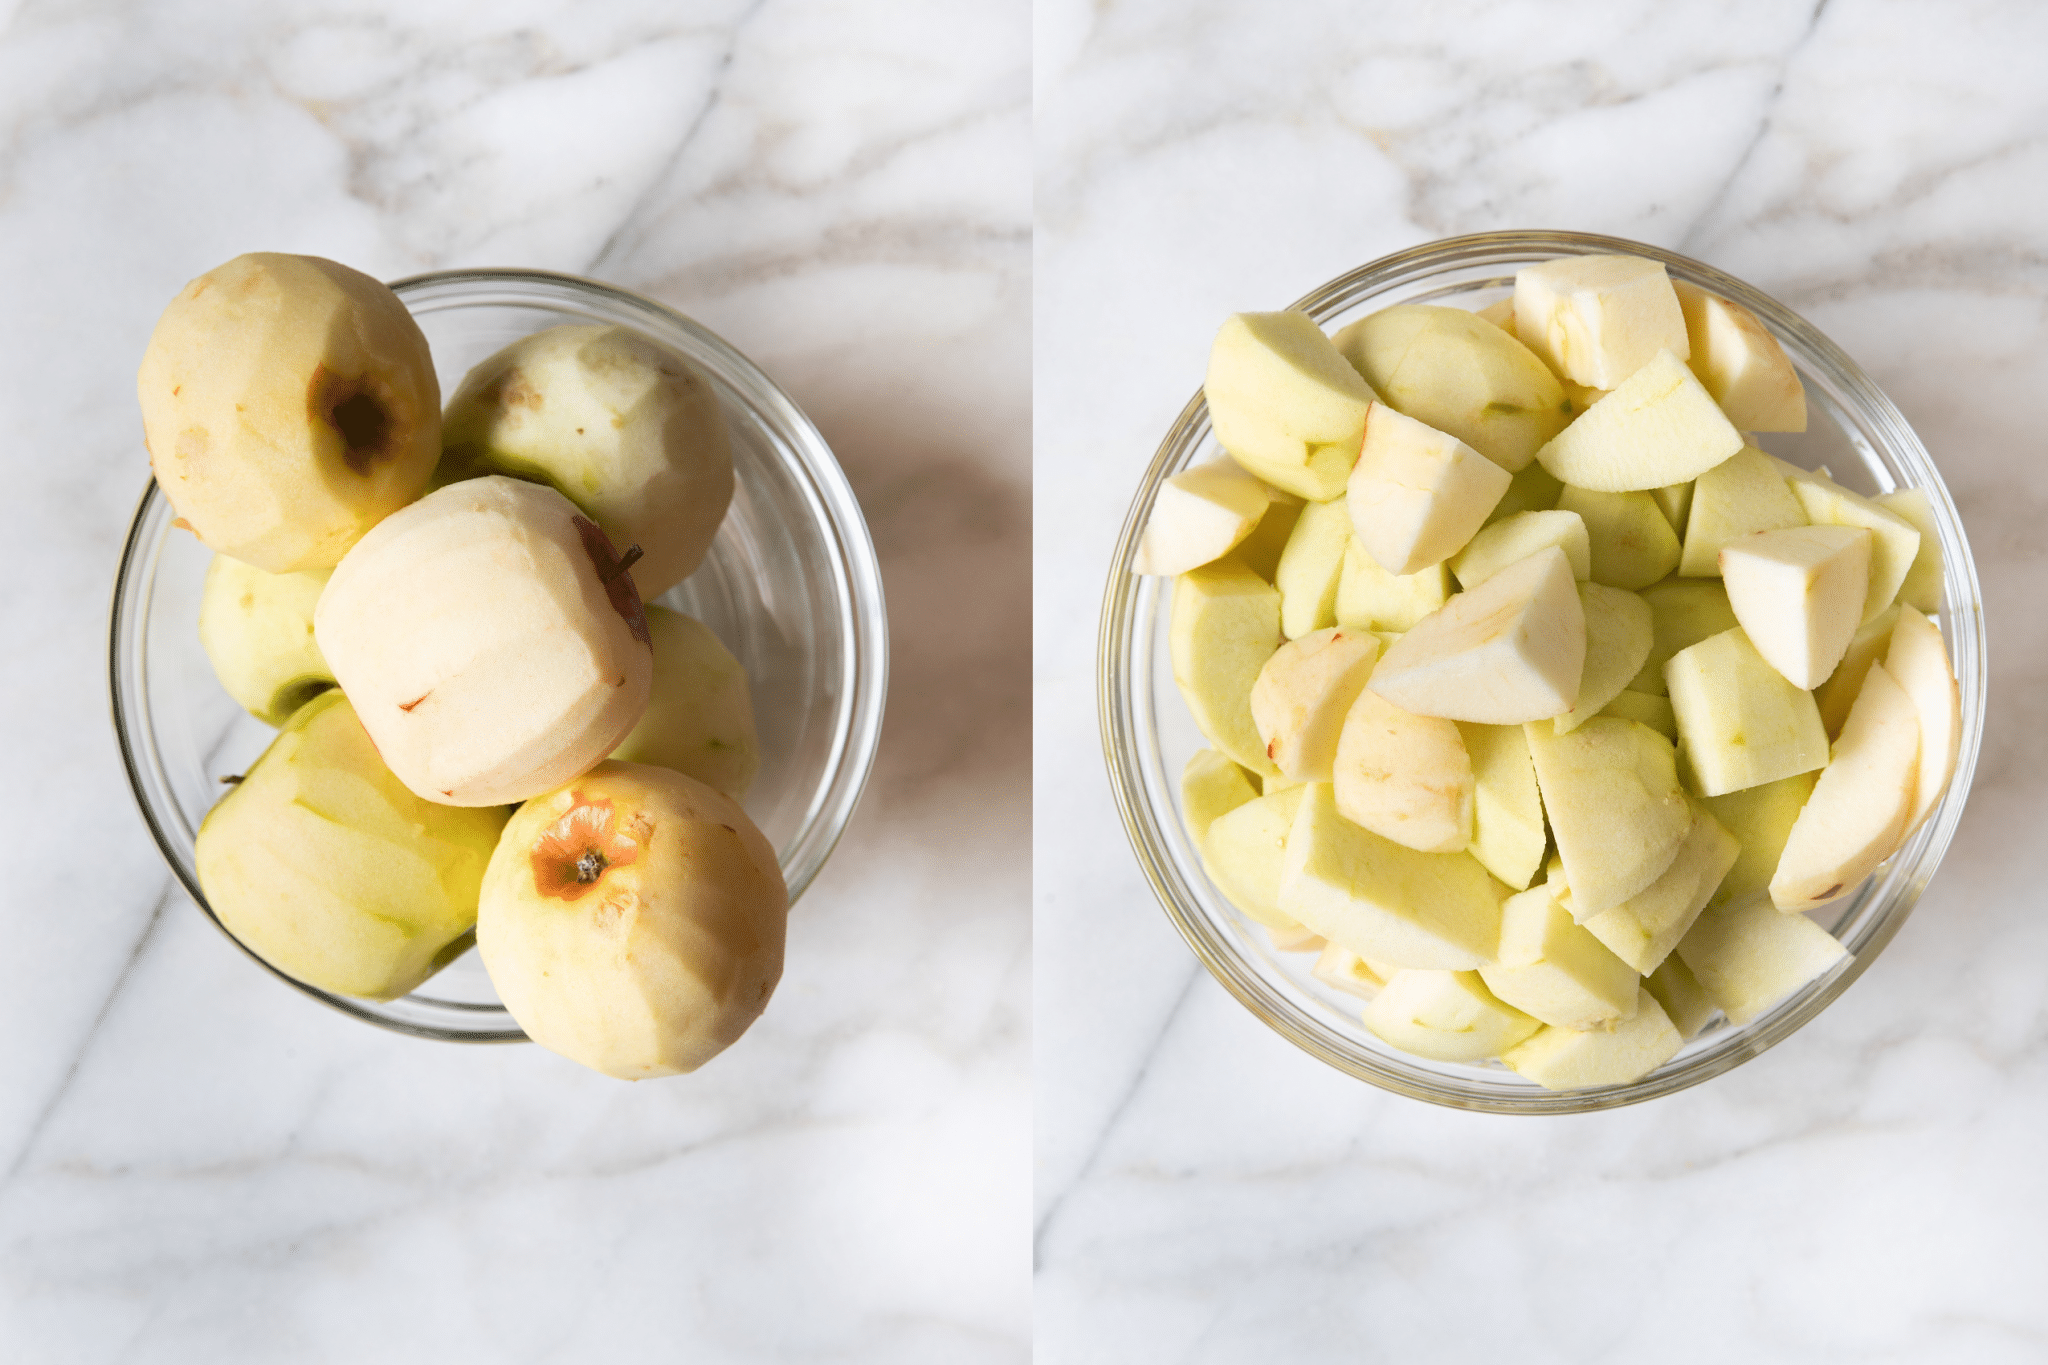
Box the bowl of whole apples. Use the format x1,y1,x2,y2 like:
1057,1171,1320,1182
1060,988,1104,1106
1100,231,1985,1113
111,256,887,1076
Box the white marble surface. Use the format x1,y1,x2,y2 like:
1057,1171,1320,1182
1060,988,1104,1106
0,2,1028,1360
1037,1,2048,1360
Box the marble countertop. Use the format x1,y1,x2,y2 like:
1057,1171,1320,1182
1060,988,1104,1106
1037,1,2048,1360
0,2,1027,1361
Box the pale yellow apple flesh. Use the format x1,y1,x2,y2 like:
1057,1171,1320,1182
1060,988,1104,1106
1275,497,1353,638
1132,456,1273,576
1816,606,1900,739
1335,539,1451,632
1457,721,1547,891
1677,898,1848,1025
1170,558,1284,777
314,475,655,807
1643,954,1715,1040
1513,255,1689,390
1346,403,1511,575
1556,486,1681,591
1781,466,1921,624
1204,312,1376,500
139,253,442,572
1478,884,1640,1030
1485,459,1567,526
1311,943,1394,1002
1770,662,1921,910
1234,493,1305,582
195,690,510,1000
477,761,787,1079
1672,280,1806,432
1885,607,1961,835
1500,987,1683,1091
1251,627,1382,781
1331,689,1474,854
1578,799,1740,973
1679,444,1808,577
1452,509,1590,589
1665,626,1829,797
1598,688,1675,742
1719,525,1873,689
1202,786,1311,931
1535,350,1743,492
1553,583,1653,735
1628,579,1740,697
1524,717,1691,917
607,605,759,801
1699,771,1816,911
197,555,335,726
1874,488,1945,613
1364,970,1540,1063
438,324,734,599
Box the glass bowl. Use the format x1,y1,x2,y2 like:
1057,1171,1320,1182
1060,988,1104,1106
1099,231,1986,1113
111,268,888,1042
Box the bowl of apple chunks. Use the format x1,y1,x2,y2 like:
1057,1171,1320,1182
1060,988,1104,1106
112,267,887,1047
1101,232,1983,1112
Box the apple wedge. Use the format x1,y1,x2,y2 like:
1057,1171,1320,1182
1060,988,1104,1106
1367,546,1585,724
1665,626,1829,796
1250,627,1382,781
1579,799,1741,973
1556,487,1680,591
1677,898,1848,1025
1524,717,1692,917
1478,884,1640,1030
1170,558,1284,777
1205,312,1377,501
1651,481,1693,539
1451,509,1590,589
1719,525,1873,689
1535,350,1744,492
1456,722,1547,891
1275,498,1353,638
1180,749,1260,845
1513,255,1689,390
1335,539,1451,632
1234,493,1305,582
1332,304,1569,472
1874,488,1945,613
1679,444,1808,576
1553,583,1653,735
1628,579,1740,697
1202,786,1312,931
1699,771,1817,911
1815,606,1900,739
1770,662,1921,910
1332,689,1474,854
1346,404,1511,575
1486,460,1567,526
1598,689,1676,742
1781,466,1921,624
1132,456,1273,576
1885,607,1961,836
1500,987,1683,1091
1278,784,1504,970
1644,954,1715,1040
1671,280,1807,432
1363,970,1540,1063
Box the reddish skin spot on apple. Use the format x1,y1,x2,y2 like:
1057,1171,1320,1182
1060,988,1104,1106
531,796,644,903
307,364,397,476
398,692,430,712
572,515,651,646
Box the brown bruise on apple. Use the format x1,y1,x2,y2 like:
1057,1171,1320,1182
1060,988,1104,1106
572,514,652,646
307,364,400,476
530,795,645,903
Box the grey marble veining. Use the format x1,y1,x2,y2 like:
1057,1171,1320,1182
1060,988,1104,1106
0,1,1028,1360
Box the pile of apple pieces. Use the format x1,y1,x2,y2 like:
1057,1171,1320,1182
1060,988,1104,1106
145,253,781,1080
1140,253,1960,1092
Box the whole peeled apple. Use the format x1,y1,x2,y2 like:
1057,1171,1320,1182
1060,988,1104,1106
314,476,654,807
438,324,734,599
477,761,788,1079
138,253,441,572
195,689,510,1000
609,606,760,800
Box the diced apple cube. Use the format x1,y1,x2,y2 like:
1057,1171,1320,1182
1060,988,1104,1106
1535,351,1744,492
1644,954,1716,1041
1672,280,1807,432
1598,689,1675,742
1180,749,1259,846
1679,444,1808,577
1452,509,1591,589
1699,771,1816,912
1651,481,1693,538
1205,312,1376,501
1781,466,1922,623
1719,525,1873,689
1368,546,1586,724
1665,627,1829,797
1677,899,1849,1025
1557,486,1682,591
1335,538,1452,632
1332,689,1474,854
1277,784,1504,970
1347,404,1511,575
1513,255,1689,390
1132,456,1273,576
1171,559,1284,777
1628,579,1740,697
1525,717,1692,917
1500,987,1684,1090
1478,885,1640,1030
1363,970,1540,1063
1579,800,1741,973
1250,627,1382,782
1456,721,1547,891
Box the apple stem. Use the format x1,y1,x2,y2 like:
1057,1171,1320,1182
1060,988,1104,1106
602,544,644,585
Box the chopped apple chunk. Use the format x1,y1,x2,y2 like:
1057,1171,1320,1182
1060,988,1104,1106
1672,280,1806,432
1780,466,1921,624
1525,717,1691,917
1677,899,1848,1025
1578,799,1740,974
1335,539,1452,632
1679,444,1808,576
1251,627,1382,782
1513,255,1688,390
1665,627,1828,797
1769,662,1921,910
1535,350,1743,492
1557,486,1681,591
1171,559,1284,777
1133,456,1273,576
1478,885,1639,1030
1501,987,1683,1090
1202,786,1311,931
1346,404,1511,574
1180,749,1260,846
1205,312,1376,500
1274,498,1353,638
1457,721,1547,891
1719,525,1873,689
1554,583,1653,735
1332,689,1474,854
1368,546,1585,724
1452,509,1590,589
1363,970,1540,1063
1885,608,1961,836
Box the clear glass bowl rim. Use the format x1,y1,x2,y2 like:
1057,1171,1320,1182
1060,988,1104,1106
109,265,889,1043
1097,229,1988,1114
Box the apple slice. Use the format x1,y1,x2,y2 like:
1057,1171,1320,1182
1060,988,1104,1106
1456,722,1547,891
1780,466,1922,623
1644,954,1715,1040
1555,487,1681,591
1332,304,1568,472
1699,771,1817,911
1553,583,1653,735
1205,312,1377,500
197,556,335,726
1513,255,1689,389
139,253,442,572
1500,987,1683,1091
1627,579,1740,697
1275,498,1353,638
1364,970,1540,1063
1815,606,1900,739
1451,509,1591,589
1719,525,1873,688
1885,608,1961,836
1579,799,1741,973
1132,456,1273,576
313,476,654,807
1671,280,1807,431
1335,539,1451,632
1180,749,1260,845
1478,884,1640,1030
1202,786,1312,931
1170,558,1284,777
1770,662,1921,910
1346,404,1511,574
1679,444,1808,576
1535,350,1744,492
1524,717,1692,917
1332,689,1474,854
1665,626,1829,797
1250,627,1382,781
1677,898,1848,1024
1367,546,1585,724
1874,488,1945,613
1278,784,1504,970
